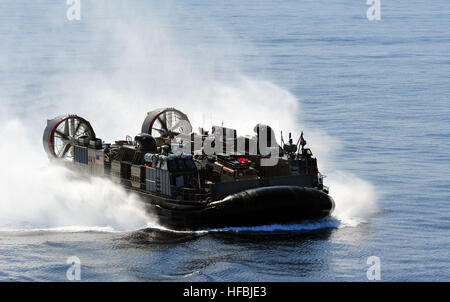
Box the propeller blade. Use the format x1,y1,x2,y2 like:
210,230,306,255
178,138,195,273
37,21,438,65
55,130,70,141
70,118,75,137
61,144,72,157
169,120,182,132
158,114,168,132
170,120,192,134
64,119,69,137
73,120,82,137
152,128,166,134
167,112,173,130
58,143,70,157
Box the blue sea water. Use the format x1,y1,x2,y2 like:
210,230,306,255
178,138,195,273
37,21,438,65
0,0,449,281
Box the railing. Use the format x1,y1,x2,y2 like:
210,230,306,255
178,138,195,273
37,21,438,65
171,186,211,202
318,172,329,193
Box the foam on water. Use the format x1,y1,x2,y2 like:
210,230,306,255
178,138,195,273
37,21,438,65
144,216,368,235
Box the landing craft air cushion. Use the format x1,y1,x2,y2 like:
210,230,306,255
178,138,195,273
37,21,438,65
43,108,334,230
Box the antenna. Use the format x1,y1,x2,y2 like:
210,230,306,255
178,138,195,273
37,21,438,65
202,113,205,130
296,131,306,152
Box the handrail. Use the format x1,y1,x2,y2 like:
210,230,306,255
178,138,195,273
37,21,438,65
171,186,211,201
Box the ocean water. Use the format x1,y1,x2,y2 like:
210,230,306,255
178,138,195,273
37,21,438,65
0,0,449,281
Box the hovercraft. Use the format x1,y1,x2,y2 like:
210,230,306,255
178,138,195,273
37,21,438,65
43,108,334,230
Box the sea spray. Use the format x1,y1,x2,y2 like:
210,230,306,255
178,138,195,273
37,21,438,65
328,171,379,221
0,119,152,231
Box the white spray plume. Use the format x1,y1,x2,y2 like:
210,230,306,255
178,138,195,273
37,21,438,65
0,119,151,231
328,171,379,223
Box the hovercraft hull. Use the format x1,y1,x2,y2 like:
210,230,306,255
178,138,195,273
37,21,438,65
136,185,334,231
43,110,335,232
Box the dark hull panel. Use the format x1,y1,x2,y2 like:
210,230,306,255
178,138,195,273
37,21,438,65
137,186,335,231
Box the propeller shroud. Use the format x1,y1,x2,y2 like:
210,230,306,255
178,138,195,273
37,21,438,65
43,114,96,160
141,108,192,144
